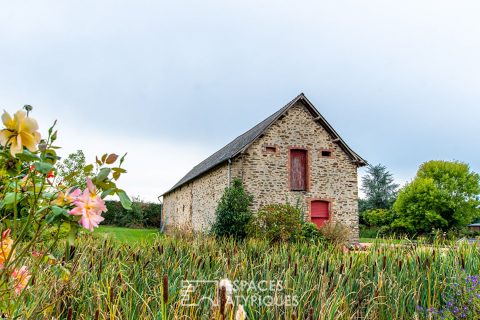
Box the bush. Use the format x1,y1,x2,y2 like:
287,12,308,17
362,209,396,227
103,198,162,228
212,179,253,240
359,225,381,239
318,221,351,246
247,203,303,243
301,222,325,243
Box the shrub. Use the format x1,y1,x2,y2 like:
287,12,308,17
318,221,351,246
359,225,381,239
247,203,303,243
103,199,162,228
301,222,325,242
212,179,253,240
362,208,396,227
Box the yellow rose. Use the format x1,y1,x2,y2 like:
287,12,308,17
0,110,41,157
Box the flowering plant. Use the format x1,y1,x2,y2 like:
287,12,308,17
417,272,480,319
0,106,131,316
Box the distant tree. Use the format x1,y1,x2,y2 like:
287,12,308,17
359,164,399,213
56,150,88,189
391,160,480,234
212,179,253,240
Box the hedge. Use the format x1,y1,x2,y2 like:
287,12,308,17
102,199,162,228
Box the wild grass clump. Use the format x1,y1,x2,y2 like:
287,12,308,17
11,234,480,319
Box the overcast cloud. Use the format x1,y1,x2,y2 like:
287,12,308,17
1,1,479,201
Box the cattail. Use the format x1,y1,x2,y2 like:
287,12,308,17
94,310,99,320
66,308,73,320
398,259,403,271
340,263,344,274
461,254,465,270
157,245,163,255
162,275,169,305
288,254,291,266
219,285,227,318
424,258,430,269
97,260,103,280
307,308,314,320
183,270,189,280
294,262,298,277
325,259,329,274
349,256,352,269
382,255,387,271
291,312,297,320
109,287,115,303
416,255,420,266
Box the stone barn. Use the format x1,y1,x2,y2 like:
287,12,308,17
161,93,366,238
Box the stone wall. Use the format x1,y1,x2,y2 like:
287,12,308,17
234,102,360,239
163,163,231,232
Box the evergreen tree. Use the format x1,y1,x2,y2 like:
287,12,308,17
212,179,253,240
360,164,399,212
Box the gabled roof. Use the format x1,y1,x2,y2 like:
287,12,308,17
163,93,366,196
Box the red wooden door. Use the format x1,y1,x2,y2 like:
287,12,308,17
290,150,307,191
311,201,330,228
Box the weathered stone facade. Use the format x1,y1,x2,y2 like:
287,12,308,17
162,95,364,239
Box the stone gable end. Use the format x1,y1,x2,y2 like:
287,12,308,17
163,100,360,240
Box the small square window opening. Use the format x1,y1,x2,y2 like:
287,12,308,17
321,150,332,157
265,146,277,153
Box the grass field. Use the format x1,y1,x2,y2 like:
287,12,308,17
12,233,480,319
93,225,161,243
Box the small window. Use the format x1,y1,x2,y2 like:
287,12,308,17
263,144,278,155
290,149,307,191
321,150,332,157
265,146,277,153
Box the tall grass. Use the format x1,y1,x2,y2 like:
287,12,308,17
12,235,480,319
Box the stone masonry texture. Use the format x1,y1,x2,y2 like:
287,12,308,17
163,101,360,240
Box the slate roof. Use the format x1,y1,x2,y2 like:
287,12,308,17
163,93,366,196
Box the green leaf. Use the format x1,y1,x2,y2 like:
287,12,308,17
34,161,53,174
112,167,127,173
4,192,19,205
67,223,79,246
96,167,111,182
15,150,40,162
46,206,70,224
117,190,132,210
83,164,94,174
101,188,115,199
119,152,127,166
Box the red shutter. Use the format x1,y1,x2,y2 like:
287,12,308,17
311,201,330,228
290,150,307,191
